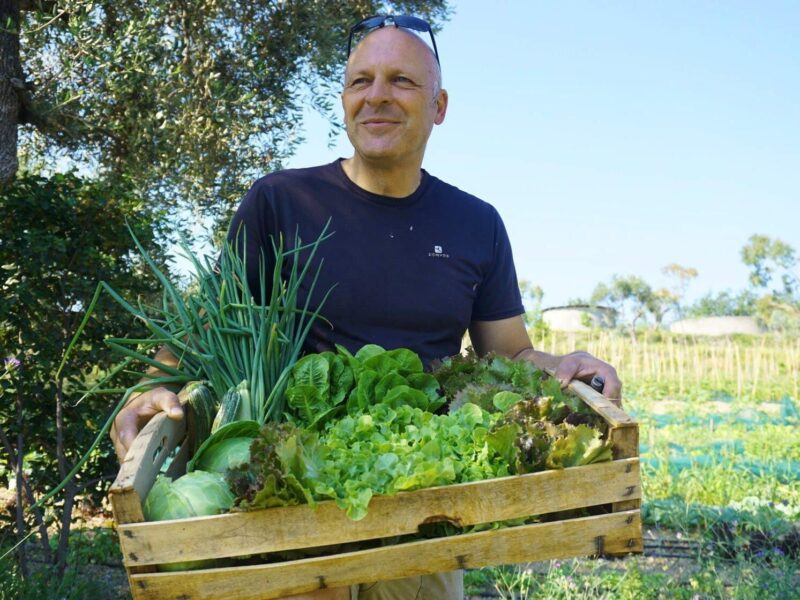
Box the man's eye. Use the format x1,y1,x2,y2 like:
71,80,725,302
350,77,369,87
394,76,414,84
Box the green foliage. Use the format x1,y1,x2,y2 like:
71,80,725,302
93,220,334,436
683,235,800,330
230,347,612,522
741,234,798,295
1,528,123,599
188,420,259,474
0,556,108,600
685,288,758,317
284,344,444,429
50,527,122,567
18,0,451,232
292,401,501,520
143,471,236,570
144,471,235,524
661,263,698,318
519,279,548,334
591,274,658,333
0,172,165,501
227,422,319,511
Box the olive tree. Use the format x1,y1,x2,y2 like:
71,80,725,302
3,1,449,231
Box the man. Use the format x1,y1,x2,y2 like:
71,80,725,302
111,15,621,600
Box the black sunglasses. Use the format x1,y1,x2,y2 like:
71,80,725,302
347,14,440,65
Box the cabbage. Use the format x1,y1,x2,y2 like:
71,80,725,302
144,471,235,521
186,420,260,474
191,437,252,474
143,471,235,570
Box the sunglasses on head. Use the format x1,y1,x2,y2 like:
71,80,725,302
347,14,440,65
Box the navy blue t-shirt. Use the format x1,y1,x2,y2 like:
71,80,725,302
227,160,523,366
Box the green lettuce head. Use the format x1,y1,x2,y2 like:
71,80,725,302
143,471,235,570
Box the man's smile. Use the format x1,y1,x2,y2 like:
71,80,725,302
360,118,401,129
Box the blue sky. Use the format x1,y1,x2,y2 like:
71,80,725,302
286,1,799,309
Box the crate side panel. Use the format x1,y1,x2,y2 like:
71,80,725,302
119,458,640,567
110,411,186,524
130,510,641,600
609,424,641,513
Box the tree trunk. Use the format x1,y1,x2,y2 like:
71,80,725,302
0,0,21,184
0,424,52,562
55,378,76,578
13,388,29,577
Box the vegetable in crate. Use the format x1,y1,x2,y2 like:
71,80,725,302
226,345,614,522
143,471,235,570
283,344,445,430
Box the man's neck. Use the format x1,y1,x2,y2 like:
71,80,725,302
341,157,422,198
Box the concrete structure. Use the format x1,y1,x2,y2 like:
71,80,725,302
669,316,764,336
542,305,617,332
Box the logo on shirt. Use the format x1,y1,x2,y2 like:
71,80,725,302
428,244,450,259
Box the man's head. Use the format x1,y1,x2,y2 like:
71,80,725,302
342,23,448,170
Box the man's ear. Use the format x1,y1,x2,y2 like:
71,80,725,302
434,89,448,125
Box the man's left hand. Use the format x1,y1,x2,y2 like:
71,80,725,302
555,351,622,406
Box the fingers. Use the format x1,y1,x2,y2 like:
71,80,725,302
152,387,184,420
114,406,141,462
601,372,623,405
110,387,182,463
554,352,623,407
553,352,585,388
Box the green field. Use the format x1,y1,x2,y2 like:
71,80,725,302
465,331,800,599
2,332,798,599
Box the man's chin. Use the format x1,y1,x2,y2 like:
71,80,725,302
355,146,402,162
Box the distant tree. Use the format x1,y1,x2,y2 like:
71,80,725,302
741,235,798,297
661,263,698,318
740,235,799,330
591,275,654,340
519,279,548,334
685,289,758,318
647,287,678,328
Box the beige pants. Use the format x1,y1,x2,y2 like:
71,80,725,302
351,571,463,600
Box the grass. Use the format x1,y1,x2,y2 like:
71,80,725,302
6,329,798,598
463,329,800,598
1,527,125,600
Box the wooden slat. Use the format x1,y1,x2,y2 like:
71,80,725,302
129,510,641,600
119,458,640,567
568,379,634,428
541,367,634,428
609,424,639,461
109,382,200,525
610,423,641,514
109,410,186,521
163,438,191,480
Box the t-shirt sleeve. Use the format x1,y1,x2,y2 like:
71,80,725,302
225,180,277,303
470,209,525,322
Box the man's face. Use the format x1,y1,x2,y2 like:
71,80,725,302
342,27,447,167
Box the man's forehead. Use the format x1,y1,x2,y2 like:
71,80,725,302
347,26,438,73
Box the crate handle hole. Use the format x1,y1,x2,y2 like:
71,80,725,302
152,436,169,464
417,514,463,534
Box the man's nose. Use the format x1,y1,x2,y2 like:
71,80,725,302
364,78,392,105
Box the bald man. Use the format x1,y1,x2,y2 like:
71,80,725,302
111,15,621,600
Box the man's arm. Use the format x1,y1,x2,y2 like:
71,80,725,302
109,345,184,462
468,315,622,403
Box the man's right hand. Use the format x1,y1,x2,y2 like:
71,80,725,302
111,387,184,462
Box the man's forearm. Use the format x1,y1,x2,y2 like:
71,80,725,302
512,348,562,371
512,348,591,370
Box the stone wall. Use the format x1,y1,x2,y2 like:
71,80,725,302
669,316,764,336
542,306,617,332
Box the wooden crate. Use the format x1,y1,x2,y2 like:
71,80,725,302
109,379,641,599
